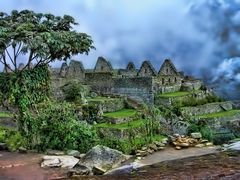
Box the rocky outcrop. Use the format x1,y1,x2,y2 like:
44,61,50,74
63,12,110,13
79,145,129,174
223,141,240,151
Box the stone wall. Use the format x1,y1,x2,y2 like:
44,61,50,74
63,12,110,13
181,101,233,116
181,80,202,91
85,72,113,94
111,77,154,104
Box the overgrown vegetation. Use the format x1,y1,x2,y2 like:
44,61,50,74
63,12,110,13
103,109,137,118
21,101,98,152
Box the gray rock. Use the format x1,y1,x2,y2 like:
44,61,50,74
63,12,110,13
46,149,65,156
18,147,27,153
79,145,128,172
224,141,240,151
67,150,80,158
106,162,144,175
191,132,202,139
41,155,79,169
148,143,158,151
92,166,107,175
67,164,91,177
195,144,205,148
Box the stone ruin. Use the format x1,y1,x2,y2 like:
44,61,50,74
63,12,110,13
51,57,203,104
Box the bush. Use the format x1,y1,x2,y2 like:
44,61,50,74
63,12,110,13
200,126,213,141
21,101,98,152
0,126,27,151
61,81,89,102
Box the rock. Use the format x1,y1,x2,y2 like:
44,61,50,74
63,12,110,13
225,141,240,151
179,143,190,148
92,166,107,175
173,134,180,138
67,150,80,158
205,142,213,146
0,143,8,151
18,147,27,153
136,150,148,157
157,147,165,150
90,92,98,98
201,139,208,143
79,154,86,158
46,149,65,156
175,146,182,150
154,141,165,147
148,143,158,151
195,144,205,148
67,164,91,177
191,132,202,139
147,149,154,154
41,157,61,168
79,145,128,172
41,155,79,169
161,138,168,145
141,146,147,151
106,162,144,175
136,157,142,160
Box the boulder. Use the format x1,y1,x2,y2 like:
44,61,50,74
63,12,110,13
225,141,240,151
41,157,61,168
148,143,158,151
195,144,205,148
67,150,80,158
41,155,79,169
205,142,213,146
67,164,91,177
18,147,27,153
92,166,107,175
191,132,202,139
79,145,128,172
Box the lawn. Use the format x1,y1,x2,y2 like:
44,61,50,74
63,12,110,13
95,119,145,129
0,112,12,118
195,110,240,119
158,90,201,98
103,109,137,118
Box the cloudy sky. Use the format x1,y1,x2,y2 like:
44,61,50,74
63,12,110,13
1,0,240,98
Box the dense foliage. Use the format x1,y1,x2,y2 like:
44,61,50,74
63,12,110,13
0,10,94,72
22,101,98,152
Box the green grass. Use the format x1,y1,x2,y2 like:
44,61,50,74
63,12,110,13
158,90,201,98
0,112,12,118
195,110,240,119
103,109,137,118
95,119,145,129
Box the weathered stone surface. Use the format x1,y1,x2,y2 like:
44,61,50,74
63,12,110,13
191,132,202,139
79,145,128,172
195,144,205,148
225,141,240,151
66,150,80,158
148,144,158,151
92,166,107,175
67,164,91,177
41,155,79,169
18,147,27,153
41,157,61,168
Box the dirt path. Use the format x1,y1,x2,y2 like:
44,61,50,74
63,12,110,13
139,146,219,165
0,151,66,180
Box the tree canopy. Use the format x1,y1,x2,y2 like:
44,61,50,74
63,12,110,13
0,10,95,72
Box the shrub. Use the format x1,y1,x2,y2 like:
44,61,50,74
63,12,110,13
21,101,98,152
200,126,213,141
61,81,89,103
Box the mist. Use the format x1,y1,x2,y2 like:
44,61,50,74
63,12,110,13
0,0,240,99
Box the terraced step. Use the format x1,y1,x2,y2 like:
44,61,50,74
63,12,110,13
194,109,240,119
103,108,137,124
181,101,233,116
95,119,146,139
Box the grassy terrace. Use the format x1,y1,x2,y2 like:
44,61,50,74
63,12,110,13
95,119,145,129
0,112,12,118
103,109,137,118
158,90,201,98
195,110,240,119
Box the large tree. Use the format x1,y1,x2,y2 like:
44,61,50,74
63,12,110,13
0,10,94,72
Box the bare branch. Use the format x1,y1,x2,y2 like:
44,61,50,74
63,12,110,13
5,48,15,69
16,42,22,57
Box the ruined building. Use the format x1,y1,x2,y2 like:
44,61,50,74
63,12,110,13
52,57,202,104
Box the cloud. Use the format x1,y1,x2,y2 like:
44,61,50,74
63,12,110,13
1,0,240,99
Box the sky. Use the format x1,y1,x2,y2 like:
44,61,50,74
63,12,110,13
1,0,240,98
